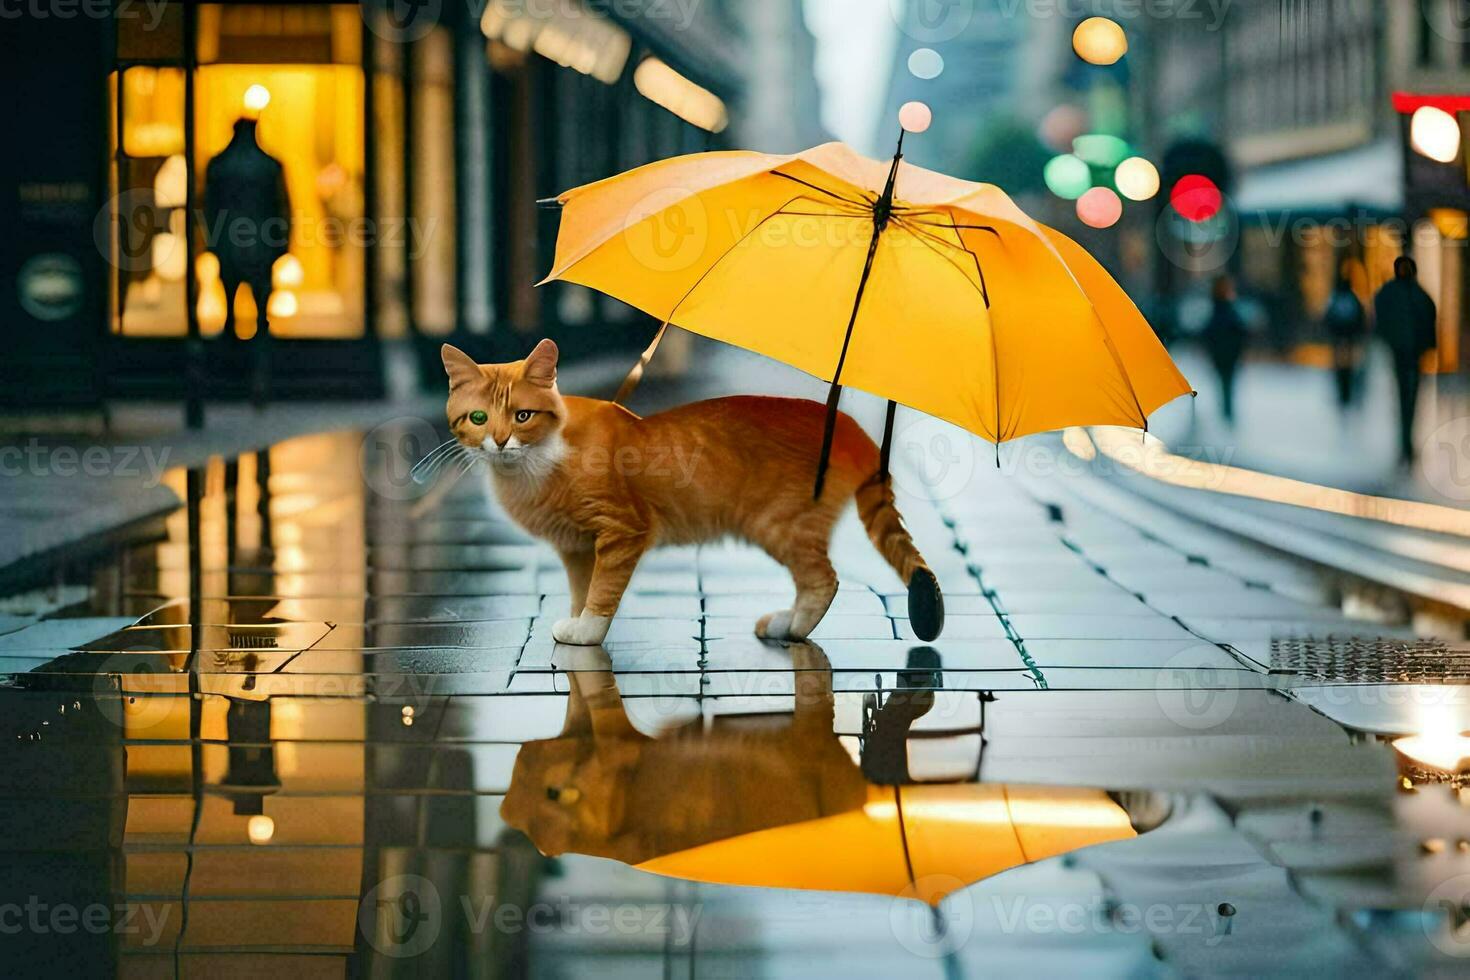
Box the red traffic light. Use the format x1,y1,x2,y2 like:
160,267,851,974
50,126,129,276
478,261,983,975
1170,174,1222,222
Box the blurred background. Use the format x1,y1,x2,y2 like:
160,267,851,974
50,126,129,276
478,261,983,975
2,0,1468,501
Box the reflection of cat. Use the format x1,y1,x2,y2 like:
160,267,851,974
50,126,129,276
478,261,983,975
442,341,944,647
500,643,867,863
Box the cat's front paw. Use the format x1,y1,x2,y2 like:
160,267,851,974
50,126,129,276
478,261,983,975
552,614,612,646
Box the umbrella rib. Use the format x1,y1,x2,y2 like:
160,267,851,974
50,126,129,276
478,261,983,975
769,170,870,210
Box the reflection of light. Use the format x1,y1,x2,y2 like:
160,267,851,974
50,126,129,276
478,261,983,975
1077,187,1123,229
481,0,631,84
247,814,275,844
1171,175,1223,222
1073,17,1127,66
633,57,728,133
1395,732,1470,773
1039,105,1088,152
907,48,944,80
1073,134,1130,168
1411,106,1461,163
1079,426,1470,537
196,252,220,283
1115,156,1161,201
243,84,271,118
273,254,304,289
267,289,297,319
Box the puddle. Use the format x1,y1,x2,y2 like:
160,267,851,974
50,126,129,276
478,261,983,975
1,429,1467,974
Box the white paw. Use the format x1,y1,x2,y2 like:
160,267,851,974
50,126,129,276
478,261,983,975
755,609,794,641
552,614,612,646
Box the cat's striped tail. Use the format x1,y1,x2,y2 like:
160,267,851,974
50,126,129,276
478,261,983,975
854,474,944,640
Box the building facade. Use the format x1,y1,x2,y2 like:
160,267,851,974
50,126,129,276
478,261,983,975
2,0,749,409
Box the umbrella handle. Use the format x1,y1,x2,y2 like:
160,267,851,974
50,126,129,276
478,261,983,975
613,319,670,406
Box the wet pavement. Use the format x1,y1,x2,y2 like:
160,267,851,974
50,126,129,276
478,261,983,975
2,350,1469,977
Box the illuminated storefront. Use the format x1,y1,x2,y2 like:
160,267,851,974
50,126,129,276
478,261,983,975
4,1,737,407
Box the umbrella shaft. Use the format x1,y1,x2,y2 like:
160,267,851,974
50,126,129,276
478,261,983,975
814,222,885,499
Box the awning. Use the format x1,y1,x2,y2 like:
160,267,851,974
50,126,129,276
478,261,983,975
1233,138,1403,220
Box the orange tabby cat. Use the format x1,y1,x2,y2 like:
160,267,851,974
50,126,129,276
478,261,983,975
442,340,943,646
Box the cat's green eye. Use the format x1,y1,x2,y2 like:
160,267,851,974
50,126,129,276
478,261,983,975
469,410,488,426
514,410,534,424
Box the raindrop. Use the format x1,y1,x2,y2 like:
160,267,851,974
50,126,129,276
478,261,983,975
907,48,944,80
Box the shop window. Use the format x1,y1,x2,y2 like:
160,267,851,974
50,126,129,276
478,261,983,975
371,33,409,339
109,4,367,340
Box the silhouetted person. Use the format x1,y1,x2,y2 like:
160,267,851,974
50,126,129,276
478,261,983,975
1323,267,1366,409
1373,257,1438,465
204,118,290,403
1201,275,1248,423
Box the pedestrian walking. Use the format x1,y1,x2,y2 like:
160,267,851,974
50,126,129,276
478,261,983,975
1323,264,1367,409
1201,275,1248,423
1372,257,1439,466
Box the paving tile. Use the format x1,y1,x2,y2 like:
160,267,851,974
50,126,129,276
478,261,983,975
1002,614,1197,642
703,614,895,641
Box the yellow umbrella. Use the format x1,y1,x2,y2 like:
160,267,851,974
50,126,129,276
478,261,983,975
541,126,1192,492
638,782,1137,905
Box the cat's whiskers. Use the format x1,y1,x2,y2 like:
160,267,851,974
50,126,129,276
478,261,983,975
411,439,461,485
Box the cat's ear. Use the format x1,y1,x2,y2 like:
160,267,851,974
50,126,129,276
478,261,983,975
441,344,481,390
523,338,559,388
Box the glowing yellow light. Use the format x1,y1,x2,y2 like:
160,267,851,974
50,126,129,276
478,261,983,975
152,233,186,282
633,57,727,133
195,251,220,284
246,814,275,845
1395,732,1470,773
1115,156,1161,201
243,84,271,118
153,154,187,209
1411,106,1461,164
273,254,304,289
267,289,298,319
1073,17,1128,66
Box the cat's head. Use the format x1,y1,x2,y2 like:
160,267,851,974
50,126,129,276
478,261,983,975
442,340,567,474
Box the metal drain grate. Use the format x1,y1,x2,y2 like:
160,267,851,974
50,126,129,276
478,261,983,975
1270,636,1470,684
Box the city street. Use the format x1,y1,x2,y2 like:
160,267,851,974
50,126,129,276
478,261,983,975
5,1,1470,977
2,342,1468,975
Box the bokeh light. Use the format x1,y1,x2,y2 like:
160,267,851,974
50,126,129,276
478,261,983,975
1170,174,1223,222
1039,105,1088,152
1044,154,1092,200
1115,156,1161,201
1077,186,1123,228
1073,134,1131,168
1410,106,1462,163
899,101,932,134
1072,17,1128,66
907,48,944,80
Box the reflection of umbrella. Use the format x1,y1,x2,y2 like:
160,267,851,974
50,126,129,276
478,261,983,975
638,783,1136,905
542,129,1191,492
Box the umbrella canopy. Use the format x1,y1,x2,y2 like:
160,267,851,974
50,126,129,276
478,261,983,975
638,782,1137,905
542,140,1191,466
